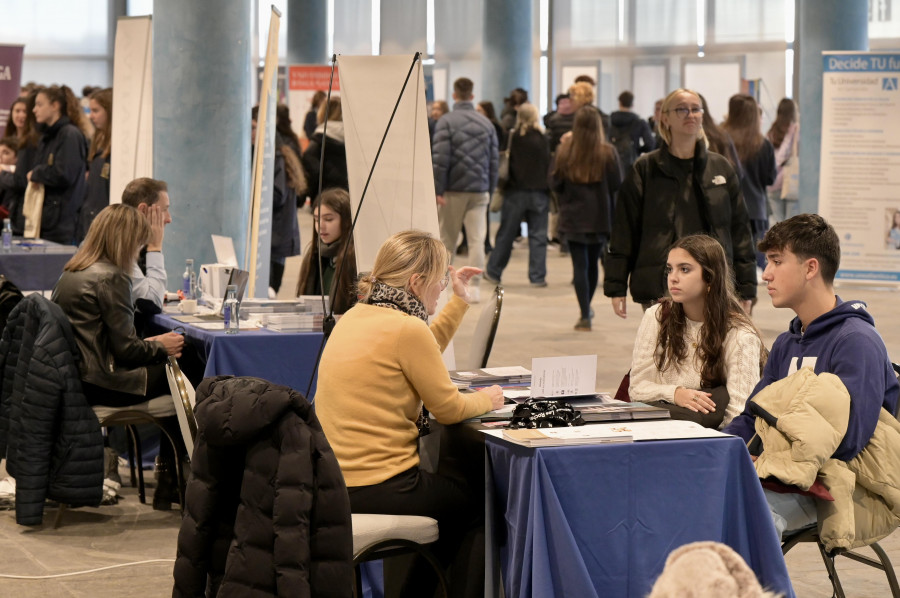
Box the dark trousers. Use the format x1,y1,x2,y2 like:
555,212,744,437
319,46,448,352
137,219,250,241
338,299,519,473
270,260,285,293
569,239,606,320
349,425,485,598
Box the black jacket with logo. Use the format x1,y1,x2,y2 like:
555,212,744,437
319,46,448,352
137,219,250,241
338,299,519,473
604,141,757,303
29,116,87,244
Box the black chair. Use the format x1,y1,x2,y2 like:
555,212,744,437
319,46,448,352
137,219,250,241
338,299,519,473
91,358,197,509
781,525,899,598
462,284,503,370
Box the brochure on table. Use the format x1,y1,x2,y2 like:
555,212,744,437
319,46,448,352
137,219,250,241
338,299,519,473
485,420,729,444
530,354,597,398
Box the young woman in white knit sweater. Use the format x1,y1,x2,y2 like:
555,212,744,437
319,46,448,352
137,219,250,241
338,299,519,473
629,234,766,428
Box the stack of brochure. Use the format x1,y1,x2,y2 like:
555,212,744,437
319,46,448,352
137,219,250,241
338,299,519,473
263,313,324,332
449,366,531,388
502,427,633,447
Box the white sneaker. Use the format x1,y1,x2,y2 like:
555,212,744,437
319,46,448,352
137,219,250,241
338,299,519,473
468,286,481,304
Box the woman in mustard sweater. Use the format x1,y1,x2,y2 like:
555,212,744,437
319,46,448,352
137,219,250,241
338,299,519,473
316,230,504,598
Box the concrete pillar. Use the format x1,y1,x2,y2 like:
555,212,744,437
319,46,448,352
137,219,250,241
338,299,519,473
153,0,253,289
287,0,328,65
482,0,532,109
796,0,868,214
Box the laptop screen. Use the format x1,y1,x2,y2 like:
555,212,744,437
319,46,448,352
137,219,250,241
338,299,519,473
216,268,250,316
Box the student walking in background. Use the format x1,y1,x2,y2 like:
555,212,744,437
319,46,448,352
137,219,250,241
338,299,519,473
765,98,799,224
553,106,622,331
722,94,776,271
604,88,757,318
484,103,551,288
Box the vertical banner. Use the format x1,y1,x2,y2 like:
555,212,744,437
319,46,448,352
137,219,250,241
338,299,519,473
287,65,340,141
337,54,438,273
247,6,280,298
819,52,900,285
0,45,24,126
111,16,153,205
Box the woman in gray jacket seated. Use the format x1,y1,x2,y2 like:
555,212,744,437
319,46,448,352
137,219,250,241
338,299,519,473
52,204,185,509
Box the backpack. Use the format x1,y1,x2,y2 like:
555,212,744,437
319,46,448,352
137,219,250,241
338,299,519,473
610,119,639,171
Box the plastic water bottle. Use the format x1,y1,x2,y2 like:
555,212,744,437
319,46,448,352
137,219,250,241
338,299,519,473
1,218,11,251
223,284,239,334
182,259,195,300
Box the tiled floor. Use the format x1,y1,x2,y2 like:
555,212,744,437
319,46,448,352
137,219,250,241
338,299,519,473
0,210,897,596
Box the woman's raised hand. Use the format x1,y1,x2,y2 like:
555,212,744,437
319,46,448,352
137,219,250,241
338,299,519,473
450,265,482,303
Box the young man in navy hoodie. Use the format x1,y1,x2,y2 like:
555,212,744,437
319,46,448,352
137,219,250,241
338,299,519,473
723,213,899,537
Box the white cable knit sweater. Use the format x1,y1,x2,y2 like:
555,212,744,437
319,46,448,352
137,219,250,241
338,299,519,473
629,303,762,428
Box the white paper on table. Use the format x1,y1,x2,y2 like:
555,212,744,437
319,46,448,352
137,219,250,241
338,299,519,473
481,420,729,442
530,355,597,398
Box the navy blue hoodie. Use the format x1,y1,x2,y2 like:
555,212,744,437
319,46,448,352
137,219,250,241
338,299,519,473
724,297,898,461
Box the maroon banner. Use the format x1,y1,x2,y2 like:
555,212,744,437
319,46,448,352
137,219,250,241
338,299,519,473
0,45,24,127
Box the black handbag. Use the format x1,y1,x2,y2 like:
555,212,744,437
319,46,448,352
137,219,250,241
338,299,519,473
508,399,585,429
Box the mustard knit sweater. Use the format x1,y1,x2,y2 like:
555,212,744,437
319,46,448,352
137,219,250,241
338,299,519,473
315,295,493,487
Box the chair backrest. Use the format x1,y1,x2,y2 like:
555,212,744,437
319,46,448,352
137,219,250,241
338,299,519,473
166,357,197,457
464,285,503,370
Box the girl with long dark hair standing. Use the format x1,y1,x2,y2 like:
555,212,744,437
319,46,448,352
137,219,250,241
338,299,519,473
76,88,112,241
722,94,776,269
27,85,89,244
0,93,39,234
765,98,799,224
553,105,622,330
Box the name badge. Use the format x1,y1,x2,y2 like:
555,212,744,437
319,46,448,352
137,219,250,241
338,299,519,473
48,153,54,166
101,162,110,179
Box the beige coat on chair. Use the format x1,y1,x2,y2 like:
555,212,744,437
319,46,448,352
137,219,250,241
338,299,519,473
750,368,900,551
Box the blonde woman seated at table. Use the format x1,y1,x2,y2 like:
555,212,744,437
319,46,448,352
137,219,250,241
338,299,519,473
315,230,504,598
629,234,765,429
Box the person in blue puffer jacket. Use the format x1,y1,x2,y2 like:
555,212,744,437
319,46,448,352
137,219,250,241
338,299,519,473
432,77,498,300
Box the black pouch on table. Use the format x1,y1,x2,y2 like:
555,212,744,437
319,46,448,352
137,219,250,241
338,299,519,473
645,386,730,429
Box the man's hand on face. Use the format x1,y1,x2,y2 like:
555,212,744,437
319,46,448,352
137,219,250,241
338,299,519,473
146,204,165,252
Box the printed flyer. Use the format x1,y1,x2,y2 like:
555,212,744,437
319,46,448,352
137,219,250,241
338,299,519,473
819,52,900,283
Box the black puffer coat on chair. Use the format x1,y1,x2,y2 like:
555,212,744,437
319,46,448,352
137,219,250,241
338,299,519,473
0,294,104,526
173,376,353,598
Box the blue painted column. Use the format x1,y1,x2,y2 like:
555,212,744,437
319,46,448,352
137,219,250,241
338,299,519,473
287,0,328,64
796,0,868,214
153,0,253,290
482,0,532,109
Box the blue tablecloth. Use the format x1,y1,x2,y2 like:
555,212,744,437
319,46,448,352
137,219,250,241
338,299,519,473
485,435,795,598
0,238,75,290
150,313,324,398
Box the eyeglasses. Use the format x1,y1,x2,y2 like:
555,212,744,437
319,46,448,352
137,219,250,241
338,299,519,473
440,271,450,290
666,106,704,119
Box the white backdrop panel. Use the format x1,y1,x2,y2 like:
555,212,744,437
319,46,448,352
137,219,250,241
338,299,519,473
111,16,153,205
337,54,439,273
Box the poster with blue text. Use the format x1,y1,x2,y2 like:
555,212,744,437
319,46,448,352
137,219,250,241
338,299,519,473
819,52,900,284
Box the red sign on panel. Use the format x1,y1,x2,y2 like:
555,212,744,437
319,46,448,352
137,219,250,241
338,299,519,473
289,65,340,91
